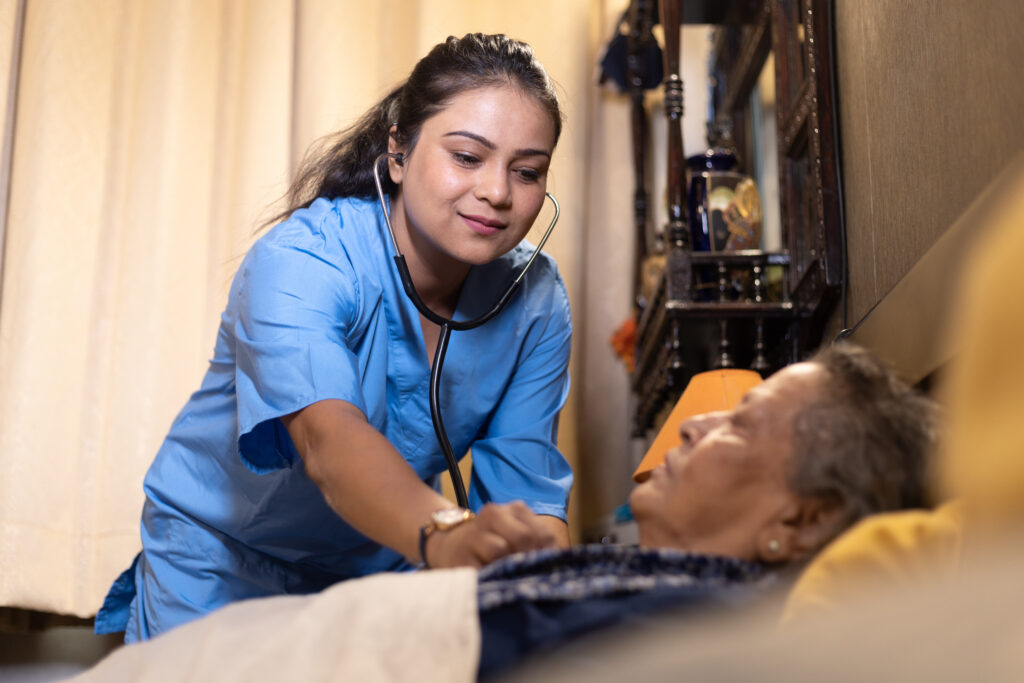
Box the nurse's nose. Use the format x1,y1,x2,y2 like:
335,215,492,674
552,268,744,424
475,163,511,206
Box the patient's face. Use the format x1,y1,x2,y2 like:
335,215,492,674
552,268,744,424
629,362,826,561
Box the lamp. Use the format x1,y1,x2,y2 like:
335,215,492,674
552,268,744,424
632,368,763,482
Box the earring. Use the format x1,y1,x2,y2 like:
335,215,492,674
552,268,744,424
767,539,780,553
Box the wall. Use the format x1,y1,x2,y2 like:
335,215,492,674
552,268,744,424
577,6,712,531
829,0,1024,338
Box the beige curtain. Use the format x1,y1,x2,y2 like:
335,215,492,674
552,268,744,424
0,0,613,618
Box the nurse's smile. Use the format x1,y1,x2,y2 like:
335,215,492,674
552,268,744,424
460,213,507,236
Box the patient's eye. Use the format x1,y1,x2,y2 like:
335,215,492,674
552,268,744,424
729,410,750,433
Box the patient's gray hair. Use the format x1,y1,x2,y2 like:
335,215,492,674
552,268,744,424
789,343,939,546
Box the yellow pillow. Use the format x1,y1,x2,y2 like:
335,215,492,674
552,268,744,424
936,162,1024,524
781,502,964,624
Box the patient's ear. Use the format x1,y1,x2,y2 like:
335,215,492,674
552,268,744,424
755,496,846,564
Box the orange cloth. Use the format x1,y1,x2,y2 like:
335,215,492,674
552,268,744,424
633,369,762,482
609,313,637,373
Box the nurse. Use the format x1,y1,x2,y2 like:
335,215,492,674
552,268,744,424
95,33,573,642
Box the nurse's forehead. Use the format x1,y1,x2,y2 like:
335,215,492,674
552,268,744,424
425,87,555,144
442,130,551,159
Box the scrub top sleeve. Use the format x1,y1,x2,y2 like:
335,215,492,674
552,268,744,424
232,230,368,473
469,277,574,520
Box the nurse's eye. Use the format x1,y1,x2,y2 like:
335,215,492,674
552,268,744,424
452,152,481,167
514,167,542,183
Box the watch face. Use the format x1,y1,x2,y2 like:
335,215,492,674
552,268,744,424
433,508,469,528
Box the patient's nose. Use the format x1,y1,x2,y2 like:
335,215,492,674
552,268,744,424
678,421,702,447
678,411,729,447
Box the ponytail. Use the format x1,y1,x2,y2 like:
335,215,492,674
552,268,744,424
262,85,402,228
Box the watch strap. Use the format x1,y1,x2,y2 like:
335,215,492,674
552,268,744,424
418,523,433,568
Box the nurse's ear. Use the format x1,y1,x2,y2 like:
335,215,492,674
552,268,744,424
387,125,406,185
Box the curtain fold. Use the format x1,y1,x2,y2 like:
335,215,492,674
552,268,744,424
0,0,598,617
0,0,24,298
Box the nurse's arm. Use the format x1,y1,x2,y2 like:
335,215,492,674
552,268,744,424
536,515,570,547
282,398,452,566
281,398,561,567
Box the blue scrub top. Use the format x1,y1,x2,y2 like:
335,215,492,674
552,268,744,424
95,196,573,640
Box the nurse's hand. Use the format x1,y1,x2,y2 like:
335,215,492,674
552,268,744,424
423,501,565,569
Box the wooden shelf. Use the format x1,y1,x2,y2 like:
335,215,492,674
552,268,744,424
626,0,843,435
677,0,764,25
690,250,789,265
662,301,793,316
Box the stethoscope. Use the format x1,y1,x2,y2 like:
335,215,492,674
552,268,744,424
372,152,560,508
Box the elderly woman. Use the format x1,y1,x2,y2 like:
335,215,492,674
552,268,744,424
476,342,936,675
77,343,936,682
630,342,933,562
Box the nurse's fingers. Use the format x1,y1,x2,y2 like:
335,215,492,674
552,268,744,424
475,502,558,554
423,503,560,568
467,527,514,567
424,519,509,569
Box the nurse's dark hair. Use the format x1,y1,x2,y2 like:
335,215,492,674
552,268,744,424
264,33,562,227
787,343,939,551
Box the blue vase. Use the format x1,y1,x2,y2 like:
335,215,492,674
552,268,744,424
687,147,739,252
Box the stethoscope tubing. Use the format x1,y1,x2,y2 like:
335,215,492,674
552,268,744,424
371,152,560,507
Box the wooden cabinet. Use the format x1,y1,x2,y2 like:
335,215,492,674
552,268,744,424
629,0,844,434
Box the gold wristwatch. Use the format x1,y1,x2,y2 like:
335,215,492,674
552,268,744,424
418,508,475,567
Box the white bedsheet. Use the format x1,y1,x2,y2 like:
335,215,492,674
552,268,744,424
73,567,480,683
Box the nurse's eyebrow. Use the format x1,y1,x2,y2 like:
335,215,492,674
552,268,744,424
443,131,551,159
